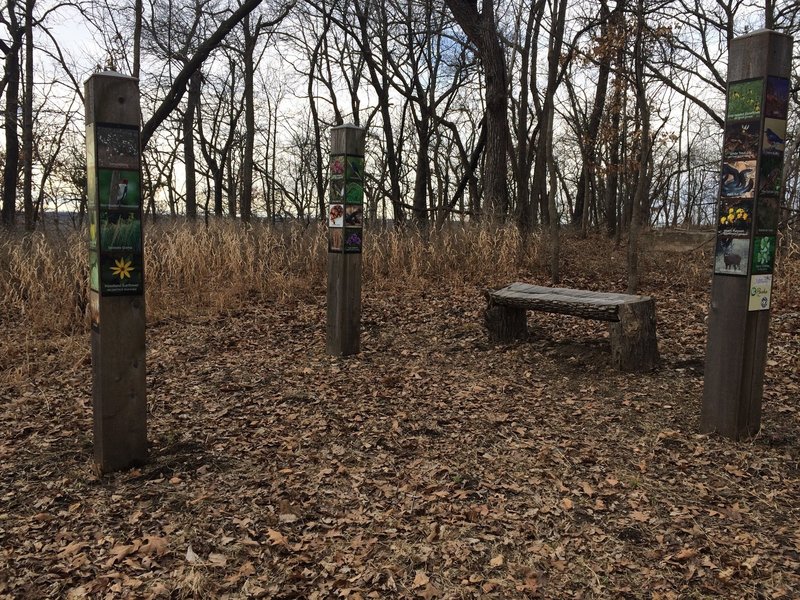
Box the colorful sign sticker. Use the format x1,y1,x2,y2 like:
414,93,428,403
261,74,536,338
727,79,763,121
714,236,749,276
723,121,760,160
330,155,346,179
346,156,364,181
96,125,139,170
100,253,144,295
328,204,344,228
759,155,783,196
721,160,756,198
344,228,362,253
89,250,100,292
748,274,772,311
98,169,140,209
345,205,363,227
755,196,779,234
100,210,142,252
718,198,752,235
765,77,790,119
89,290,100,330
89,209,98,250
751,236,776,274
329,227,343,252
345,182,363,205
762,118,787,156
330,179,345,203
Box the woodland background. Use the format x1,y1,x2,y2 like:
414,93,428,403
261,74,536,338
2,0,800,597
0,0,798,239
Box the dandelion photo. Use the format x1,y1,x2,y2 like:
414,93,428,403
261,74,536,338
718,198,752,235
727,79,763,120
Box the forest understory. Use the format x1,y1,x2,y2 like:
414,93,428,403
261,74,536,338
1,225,800,598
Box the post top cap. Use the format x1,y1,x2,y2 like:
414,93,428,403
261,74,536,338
88,70,139,82
331,122,365,131
733,28,792,41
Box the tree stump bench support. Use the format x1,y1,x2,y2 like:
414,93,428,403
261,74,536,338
485,282,659,372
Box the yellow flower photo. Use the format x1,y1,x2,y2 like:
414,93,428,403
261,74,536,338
110,257,134,280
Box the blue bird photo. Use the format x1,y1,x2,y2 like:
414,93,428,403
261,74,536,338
765,128,785,146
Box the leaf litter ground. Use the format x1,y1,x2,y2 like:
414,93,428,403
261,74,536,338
2,259,800,599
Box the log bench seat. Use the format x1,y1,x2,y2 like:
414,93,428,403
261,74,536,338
485,282,659,372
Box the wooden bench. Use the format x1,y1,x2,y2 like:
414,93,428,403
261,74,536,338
485,282,659,372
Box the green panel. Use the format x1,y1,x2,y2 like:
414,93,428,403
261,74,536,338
97,169,141,209
751,236,776,274
346,156,364,182
727,79,763,121
345,182,363,205
89,250,100,292
100,209,142,253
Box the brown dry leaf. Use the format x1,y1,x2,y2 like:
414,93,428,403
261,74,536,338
742,555,759,570
673,548,698,562
208,552,227,567
412,571,430,589
268,529,288,547
489,554,504,567
139,536,168,557
106,543,139,567
57,541,89,559
185,545,201,563
561,498,574,510
581,482,595,497
630,510,650,523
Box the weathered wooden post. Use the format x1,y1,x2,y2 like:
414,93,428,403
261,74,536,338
327,124,366,356
702,30,793,439
86,70,147,471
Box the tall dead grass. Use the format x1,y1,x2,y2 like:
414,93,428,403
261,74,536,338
1,219,797,335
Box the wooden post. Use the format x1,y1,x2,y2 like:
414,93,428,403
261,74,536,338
702,30,793,440
485,298,527,342
85,71,147,472
327,124,366,356
610,299,659,372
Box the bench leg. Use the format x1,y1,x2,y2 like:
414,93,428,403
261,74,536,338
485,301,527,343
609,299,659,372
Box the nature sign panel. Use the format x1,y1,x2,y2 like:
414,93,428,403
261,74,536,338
328,154,364,253
713,75,788,311
89,123,144,297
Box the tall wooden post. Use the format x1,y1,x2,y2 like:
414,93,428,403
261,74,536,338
327,124,366,356
85,71,147,471
702,30,793,440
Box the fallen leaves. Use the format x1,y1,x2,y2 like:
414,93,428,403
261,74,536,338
2,266,800,598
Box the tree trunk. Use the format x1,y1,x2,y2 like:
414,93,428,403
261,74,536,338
183,70,201,219
627,0,650,294
1,0,20,228
133,0,142,78
412,111,430,224
572,0,614,227
445,0,510,220
22,0,33,230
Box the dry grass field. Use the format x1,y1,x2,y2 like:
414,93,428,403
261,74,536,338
1,222,799,598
